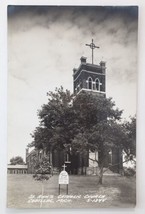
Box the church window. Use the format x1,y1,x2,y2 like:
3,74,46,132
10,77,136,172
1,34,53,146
76,84,80,93
65,153,70,162
95,78,100,91
88,77,93,89
78,84,80,91
108,149,112,165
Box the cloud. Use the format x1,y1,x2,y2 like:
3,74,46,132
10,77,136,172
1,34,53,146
7,6,138,161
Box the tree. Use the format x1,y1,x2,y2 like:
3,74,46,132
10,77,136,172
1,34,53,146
29,87,76,153
121,116,136,171
72,94,136,183
122,116,136,157
10,156,25,165
32,155,52,208
29,87,135,185
33,156,52,180
71,92,125,184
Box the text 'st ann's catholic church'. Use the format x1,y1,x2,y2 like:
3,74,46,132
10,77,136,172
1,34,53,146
26,40,122,175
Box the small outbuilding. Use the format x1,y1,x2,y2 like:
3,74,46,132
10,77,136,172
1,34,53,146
7,164,28,174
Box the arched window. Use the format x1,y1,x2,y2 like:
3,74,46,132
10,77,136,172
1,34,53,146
95,78,100,91
88,77,93,89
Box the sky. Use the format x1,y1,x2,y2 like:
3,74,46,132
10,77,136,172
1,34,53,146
7,6,138,162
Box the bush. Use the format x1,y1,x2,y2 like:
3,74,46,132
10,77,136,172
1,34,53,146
123,167,136,177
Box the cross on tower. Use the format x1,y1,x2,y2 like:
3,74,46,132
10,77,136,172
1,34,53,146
86,39,100,64
62,164,67,171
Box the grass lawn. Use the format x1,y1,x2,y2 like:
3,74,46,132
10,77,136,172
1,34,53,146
7,174,136,208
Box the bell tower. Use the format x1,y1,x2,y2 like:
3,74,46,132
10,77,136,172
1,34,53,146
73,56,106,97
71,40,108,175
73,39,106,97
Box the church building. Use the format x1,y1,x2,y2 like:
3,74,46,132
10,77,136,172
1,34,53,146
26,40,122,175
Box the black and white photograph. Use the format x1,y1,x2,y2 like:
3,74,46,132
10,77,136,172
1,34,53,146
7,5,137,208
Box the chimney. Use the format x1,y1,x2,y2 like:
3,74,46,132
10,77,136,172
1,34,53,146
26,148,29,160
80,56,87,64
